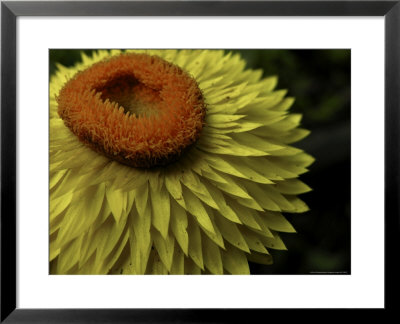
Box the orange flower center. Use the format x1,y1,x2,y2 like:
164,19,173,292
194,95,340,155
57,53,206,168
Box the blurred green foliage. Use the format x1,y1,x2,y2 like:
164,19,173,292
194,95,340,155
50,49,351,275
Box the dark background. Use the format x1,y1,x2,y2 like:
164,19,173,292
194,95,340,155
50,49,351,275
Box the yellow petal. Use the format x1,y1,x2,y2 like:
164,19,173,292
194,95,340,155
106,186,126,223
170,200,189,255
150,182,170,239
50,192,73,220
202,232,223,275
214,216,250,253
95,215,128,266
260,231,287,250
170,244,185,274
285,196,310,213
152,229,175,272
101,228,129,274
258,211,296,233
57,235,83,273
56,184,105,247
201,206,225,249
182,186,215,234
209,172,252,199
130,204,152,274
240,227,270,254
184,257,202,275
202,180,241,223
221,243,250,275
243,181,281,211
226,198,262,231
187,217,204,270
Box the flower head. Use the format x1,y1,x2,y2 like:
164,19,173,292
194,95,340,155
50,50,313,274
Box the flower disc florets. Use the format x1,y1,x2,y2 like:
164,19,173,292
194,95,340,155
57,53,206,168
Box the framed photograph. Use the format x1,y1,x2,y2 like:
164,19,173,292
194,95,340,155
1,0,397,321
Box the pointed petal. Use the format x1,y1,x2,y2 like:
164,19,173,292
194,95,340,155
170,200,189,255
214,216,250,253
130,203,152,274
152,229,175,272
106,186,126,223
187,217,204,270
202,232,223,274
258,211,296,233
182,186,215,234
150,182,170,239
56,183,105,247
170,244,185,274
221,243,250,275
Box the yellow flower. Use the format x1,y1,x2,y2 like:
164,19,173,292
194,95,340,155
50,49,313,274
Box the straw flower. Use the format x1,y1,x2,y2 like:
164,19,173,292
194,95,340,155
50,50,313,274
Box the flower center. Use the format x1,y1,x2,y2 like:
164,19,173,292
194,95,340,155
97,75,163,118
57,53,206,168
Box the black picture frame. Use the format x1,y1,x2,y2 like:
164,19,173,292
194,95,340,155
1,0,398,322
